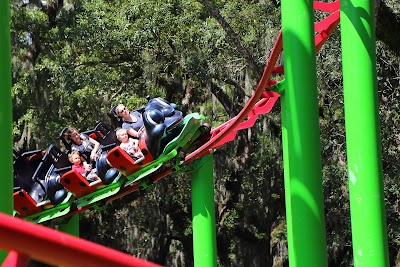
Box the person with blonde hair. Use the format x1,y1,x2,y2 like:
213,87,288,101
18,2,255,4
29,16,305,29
68,150,100,182
116,128,145,164
115,104,142,138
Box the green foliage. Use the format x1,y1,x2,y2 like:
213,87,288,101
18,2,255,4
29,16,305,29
271,220,287,246
10,0,400,266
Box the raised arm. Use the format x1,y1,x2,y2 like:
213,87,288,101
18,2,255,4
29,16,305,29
89,137,100,160
127,128,139,138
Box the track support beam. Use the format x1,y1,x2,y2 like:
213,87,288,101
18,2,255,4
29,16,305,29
58,215,80,237
281,0,328,266
191,154,217,267
340,0,389,266
0,0,14,262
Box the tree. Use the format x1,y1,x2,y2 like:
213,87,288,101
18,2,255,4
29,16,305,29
11,0,400,266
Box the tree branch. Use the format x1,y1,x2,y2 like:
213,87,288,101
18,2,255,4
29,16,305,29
376,1,400,55
197,0,263,78
213,75,251,99
269,0,280,8
210,81,242,117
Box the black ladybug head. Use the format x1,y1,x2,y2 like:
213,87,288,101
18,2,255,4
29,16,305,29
144,109,164,127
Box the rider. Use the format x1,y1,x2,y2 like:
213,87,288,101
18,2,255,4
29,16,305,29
63,127,100,164
114,104,143,138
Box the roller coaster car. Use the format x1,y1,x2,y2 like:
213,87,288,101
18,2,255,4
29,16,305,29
13,145,74,223
105,96,209,185
107,96,189,159
13,97,210,222
13,149,44,193
58,122,124,208
13,149,48,217
13,123,123,222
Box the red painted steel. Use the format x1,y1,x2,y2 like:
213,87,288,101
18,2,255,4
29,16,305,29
0,213,163,267
314,0,340,12
211,91,280,149
2,251,30,267
315,12,340,52
184,31,284,163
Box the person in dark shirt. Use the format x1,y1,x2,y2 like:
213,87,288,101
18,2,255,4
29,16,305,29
115,104,143,138
64,127,101,162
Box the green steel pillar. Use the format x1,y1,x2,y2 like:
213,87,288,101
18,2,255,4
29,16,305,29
0,0,14,261
281,0,327,266
58,215,80,237
340,1,389,266
191,154,217,267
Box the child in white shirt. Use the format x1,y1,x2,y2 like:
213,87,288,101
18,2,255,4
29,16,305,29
116,128,145,164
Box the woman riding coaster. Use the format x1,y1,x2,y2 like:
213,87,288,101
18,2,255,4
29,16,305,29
64,127,101,164
114,104,143,137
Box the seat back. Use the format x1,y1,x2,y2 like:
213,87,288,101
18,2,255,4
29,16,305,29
13,146,52,205
59,127,73,151
13,150,43,192
108,104,123,128
48,145,71,170
31,145,56,190
94,122,119,149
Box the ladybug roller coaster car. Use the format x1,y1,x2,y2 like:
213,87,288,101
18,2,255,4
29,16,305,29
12,0,341,224
13,96,209,223
13,146,74,224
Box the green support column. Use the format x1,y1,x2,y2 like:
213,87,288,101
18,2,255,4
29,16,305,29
191,154,217,267
281,0,327,266
0,0,14,261
340,1,389,266
58,215,80,237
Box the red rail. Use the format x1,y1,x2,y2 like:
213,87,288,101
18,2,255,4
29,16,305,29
185,31,283,163
0,213,162,267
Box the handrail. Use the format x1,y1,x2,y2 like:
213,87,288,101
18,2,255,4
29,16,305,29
0,213,162,267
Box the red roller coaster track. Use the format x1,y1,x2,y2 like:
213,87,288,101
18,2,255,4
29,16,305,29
1,1,340,266
103,0,340,204
0,212,162,267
